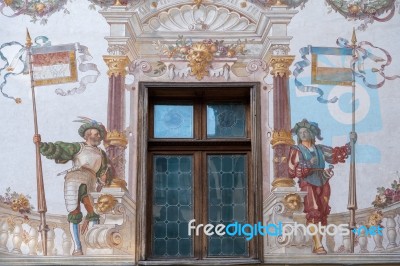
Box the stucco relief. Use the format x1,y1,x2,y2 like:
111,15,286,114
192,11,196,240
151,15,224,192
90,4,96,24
143,4,256,32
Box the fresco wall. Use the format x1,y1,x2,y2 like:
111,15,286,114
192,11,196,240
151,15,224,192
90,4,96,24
0,0,399,264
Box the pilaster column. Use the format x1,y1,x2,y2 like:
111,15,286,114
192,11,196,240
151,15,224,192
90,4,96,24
103,55,129,181
269,55,295,189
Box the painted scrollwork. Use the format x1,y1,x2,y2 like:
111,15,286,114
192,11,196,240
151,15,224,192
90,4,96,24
273,202,285,215
276,232,292,247
127,60,153,75
246,59,267,73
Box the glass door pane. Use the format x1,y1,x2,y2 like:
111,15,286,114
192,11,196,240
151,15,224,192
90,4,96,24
207,154,248,256
152,155,193,257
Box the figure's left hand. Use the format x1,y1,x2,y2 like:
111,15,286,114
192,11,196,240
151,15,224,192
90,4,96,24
350,132,357,144
81,219,89,235
323,166,334,179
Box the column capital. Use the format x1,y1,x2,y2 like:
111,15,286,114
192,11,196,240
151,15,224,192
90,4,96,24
270,129,294,147
103,55,129,77
269,55,295,77
104,130,128,148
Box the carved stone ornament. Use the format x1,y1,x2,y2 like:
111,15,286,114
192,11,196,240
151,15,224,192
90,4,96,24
103,55,129,77
283,193,302,211
270,44,290,56
95,194,118,214
270,129,295,147
143,4,256,33
186,42,214,80
269,56,295,77
107,44,129,56
104,130,128,148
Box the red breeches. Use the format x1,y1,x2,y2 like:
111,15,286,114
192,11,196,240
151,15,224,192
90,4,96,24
299,180,331,225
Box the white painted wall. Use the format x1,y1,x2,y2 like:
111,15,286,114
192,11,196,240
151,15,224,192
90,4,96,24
0,0,399,216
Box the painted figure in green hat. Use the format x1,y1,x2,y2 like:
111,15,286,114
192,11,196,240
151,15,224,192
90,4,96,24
33,117,112,256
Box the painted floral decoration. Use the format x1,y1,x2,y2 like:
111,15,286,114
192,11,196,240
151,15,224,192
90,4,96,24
372,172,400,208
152,35,250,59
367,210,384,228
1,0,69,24
0,187,34,214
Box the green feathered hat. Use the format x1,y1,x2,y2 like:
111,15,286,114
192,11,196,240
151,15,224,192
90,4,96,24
74,116,107,140
291,118,323,141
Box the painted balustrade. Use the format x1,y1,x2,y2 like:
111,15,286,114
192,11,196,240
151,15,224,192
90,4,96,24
327,201,400,253
0,202,71,256
263,196,400,255
0,188,136,257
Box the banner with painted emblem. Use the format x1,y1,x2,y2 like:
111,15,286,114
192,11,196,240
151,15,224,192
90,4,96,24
310,47,353,86
0,36,100,103
294,38,400,104
31,43,78,87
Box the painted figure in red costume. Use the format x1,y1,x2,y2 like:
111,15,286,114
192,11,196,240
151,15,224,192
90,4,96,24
288,119,355,254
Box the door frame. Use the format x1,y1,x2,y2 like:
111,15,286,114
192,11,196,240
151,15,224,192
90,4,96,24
135,82,263,263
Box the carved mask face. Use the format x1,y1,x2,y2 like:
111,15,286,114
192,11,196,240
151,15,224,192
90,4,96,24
192,50,205,63
284,194,301,211
96,194,116,213
286,196,299,210
186,43,213,80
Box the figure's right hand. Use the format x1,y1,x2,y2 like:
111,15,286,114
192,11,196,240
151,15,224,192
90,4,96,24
33,134,41,144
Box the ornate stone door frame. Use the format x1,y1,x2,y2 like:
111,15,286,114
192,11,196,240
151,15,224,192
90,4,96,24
99,2,298,262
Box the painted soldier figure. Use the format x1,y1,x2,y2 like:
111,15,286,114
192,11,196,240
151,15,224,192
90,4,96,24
33,117,112,256
288,119,354,254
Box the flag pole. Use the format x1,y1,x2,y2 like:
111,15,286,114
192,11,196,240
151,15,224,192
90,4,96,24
26,29,48,256
348,28,358,253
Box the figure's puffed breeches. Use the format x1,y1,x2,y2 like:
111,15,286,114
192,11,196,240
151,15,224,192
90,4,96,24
64,169,96,212
299,180,331,226
67,184,99,223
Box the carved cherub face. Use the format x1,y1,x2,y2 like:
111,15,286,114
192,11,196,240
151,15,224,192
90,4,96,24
95,194,117,213
284,194,301,211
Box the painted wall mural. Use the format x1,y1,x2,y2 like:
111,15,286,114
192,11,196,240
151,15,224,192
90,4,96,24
0,0,400,264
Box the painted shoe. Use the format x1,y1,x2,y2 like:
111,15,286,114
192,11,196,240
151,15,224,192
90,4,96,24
312,246,327,255
72,249,83,256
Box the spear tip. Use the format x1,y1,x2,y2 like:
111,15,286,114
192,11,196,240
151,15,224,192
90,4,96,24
26,28,32,48
351,27,357,46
